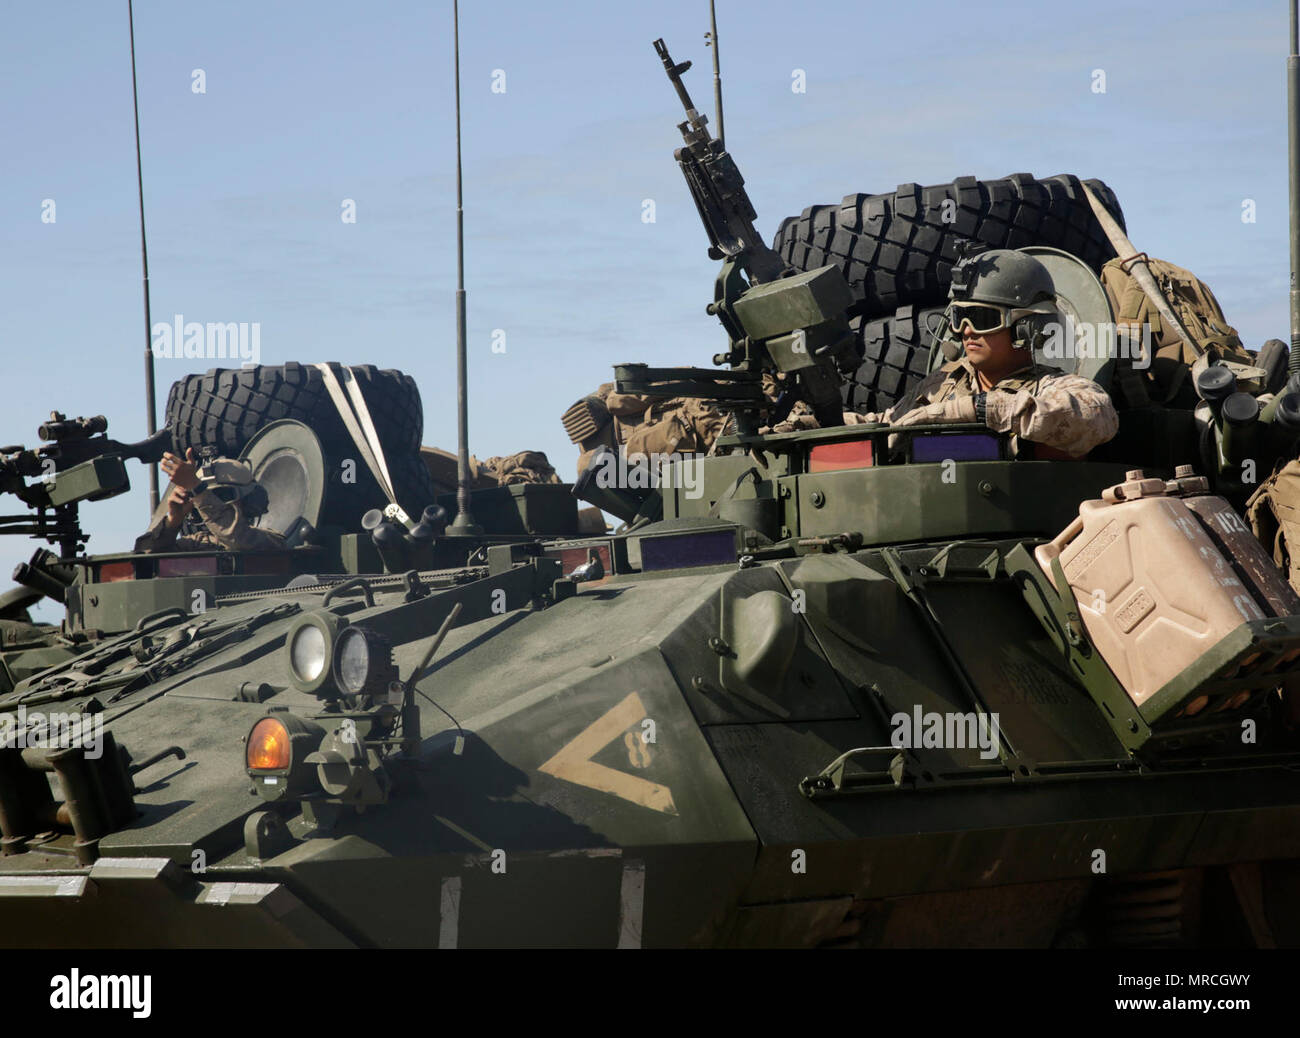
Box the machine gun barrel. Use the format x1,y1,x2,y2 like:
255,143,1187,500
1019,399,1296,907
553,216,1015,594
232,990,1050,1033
654,38,786,285
654,39,701,123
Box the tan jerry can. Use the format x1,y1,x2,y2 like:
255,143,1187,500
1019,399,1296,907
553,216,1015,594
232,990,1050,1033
1035,468,1300,711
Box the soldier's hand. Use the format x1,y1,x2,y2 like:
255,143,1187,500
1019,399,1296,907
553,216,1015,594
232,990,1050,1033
891,398,978,428
164,484,195,529
161,447,200,490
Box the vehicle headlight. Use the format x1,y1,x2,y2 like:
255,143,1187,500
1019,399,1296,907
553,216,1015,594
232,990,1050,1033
285,611,348,696
334,626,398,698
291,625,328,682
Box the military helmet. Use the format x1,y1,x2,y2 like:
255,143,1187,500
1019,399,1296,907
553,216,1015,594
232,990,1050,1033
194,458,270,519
948,248,1059,350
949,248,1055,308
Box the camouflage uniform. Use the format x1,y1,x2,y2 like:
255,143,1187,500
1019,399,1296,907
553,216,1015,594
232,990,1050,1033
1247,460,1300,594
758,373,819,434
134,490,287,553
865,357,1119,457
477,451,561,486
622,397,729,456
570,383,730,473
764,400,820,434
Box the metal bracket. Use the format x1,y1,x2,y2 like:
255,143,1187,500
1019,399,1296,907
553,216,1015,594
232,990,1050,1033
1004,543,1151,754
799,745,911,797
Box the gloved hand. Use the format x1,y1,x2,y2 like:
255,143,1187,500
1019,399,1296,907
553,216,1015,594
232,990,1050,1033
890,396,978,427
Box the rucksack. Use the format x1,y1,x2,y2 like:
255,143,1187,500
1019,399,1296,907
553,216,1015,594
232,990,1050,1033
1247,458,1300,595
1099,256,1257,407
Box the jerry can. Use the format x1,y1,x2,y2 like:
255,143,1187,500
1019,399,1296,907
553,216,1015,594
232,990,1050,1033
1035,467,1300,713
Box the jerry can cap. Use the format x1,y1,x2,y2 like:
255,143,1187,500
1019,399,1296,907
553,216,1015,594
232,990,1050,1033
1101,469,1169,503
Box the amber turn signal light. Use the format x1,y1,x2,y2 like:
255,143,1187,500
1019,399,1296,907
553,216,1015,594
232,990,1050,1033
247,717,291,771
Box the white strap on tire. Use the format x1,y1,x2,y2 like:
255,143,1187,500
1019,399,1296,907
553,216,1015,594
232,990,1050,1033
313,362,413,528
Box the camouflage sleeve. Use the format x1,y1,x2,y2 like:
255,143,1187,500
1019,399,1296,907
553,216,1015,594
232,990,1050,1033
983,373,1119,457
133,516,182,553
133,515,223,553
680,398,730,451
763,399,820,435
191,490,287,551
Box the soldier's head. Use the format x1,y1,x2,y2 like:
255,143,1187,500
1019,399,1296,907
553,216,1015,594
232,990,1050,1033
948,249,1058,378
194,458,270,522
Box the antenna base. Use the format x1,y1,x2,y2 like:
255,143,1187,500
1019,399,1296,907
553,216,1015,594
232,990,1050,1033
445,511,484,537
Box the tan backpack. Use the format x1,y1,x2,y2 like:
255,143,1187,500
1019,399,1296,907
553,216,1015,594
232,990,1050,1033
1247,459,1300,595
1100,256,1255,406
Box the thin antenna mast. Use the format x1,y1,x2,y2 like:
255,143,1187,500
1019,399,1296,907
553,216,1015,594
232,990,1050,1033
705,0,724,150
1289,0,1300,375
448,0,481,535
128,0,159,514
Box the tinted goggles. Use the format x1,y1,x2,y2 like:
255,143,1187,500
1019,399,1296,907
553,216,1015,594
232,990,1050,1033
207,485,244,504
949,302,1011,334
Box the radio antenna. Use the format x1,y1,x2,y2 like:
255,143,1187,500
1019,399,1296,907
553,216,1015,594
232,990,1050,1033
127,0,159,516
447,0,481,536
705,0,724,150
1289,0,1300,375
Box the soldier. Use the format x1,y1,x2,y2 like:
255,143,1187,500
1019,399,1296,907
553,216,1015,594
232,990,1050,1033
859,249,1119,458
134,448,286,552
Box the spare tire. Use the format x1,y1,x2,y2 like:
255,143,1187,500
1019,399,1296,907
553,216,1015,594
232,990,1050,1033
165,362,424,460
165,362,434,531
316,447,439,529
840,305,949,416
773,173,1126,321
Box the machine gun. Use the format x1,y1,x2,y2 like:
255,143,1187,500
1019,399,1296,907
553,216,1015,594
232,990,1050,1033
654,38,786,286
0,412,171,558
646,39,857,433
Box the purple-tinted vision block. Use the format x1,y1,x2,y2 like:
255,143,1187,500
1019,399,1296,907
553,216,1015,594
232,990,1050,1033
911,433,1000,463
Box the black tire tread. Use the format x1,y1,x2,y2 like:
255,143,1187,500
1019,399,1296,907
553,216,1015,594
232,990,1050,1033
840,305,949,415
774,173,1126,321
163,362,432,530
164,362,424,461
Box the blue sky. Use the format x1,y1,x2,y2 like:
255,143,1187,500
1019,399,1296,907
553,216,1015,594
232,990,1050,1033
0,0,1293,615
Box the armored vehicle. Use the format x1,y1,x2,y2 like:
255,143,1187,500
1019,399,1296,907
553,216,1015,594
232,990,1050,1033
4,36,1300,950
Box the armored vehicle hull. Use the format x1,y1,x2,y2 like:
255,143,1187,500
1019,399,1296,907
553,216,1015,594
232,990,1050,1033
6,22,1300,949
4,434,1300,948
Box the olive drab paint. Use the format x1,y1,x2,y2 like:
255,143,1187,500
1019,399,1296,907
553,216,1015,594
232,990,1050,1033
8,19,1300,951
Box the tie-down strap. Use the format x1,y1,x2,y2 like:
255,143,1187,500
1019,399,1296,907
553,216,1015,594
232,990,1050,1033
312,363,413,528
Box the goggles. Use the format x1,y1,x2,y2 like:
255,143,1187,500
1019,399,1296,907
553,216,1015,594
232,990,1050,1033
949,302,1011,335
194,458,258,504
949,300,1056,336
207,484,250,504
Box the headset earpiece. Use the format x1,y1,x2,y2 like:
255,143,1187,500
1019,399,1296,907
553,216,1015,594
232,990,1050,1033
1013,313,1051,351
